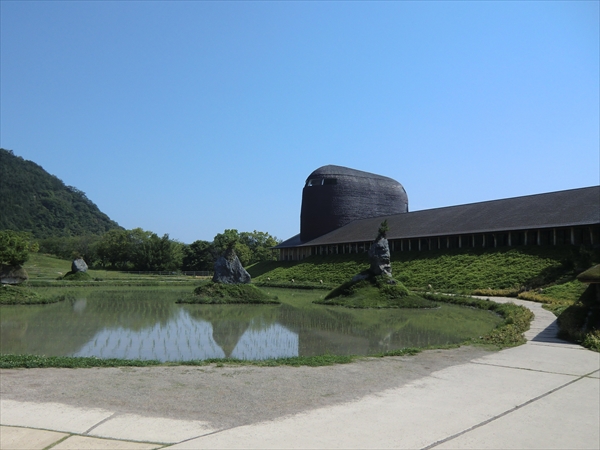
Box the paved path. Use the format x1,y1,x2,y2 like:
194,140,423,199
1,297,599,449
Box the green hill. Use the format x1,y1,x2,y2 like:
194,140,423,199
0,148,121,237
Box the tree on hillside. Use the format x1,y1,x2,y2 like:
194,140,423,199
96,229,130,269
212,229,252,265
95,228,182,271
38,234,101,263
0,230,38,267
130,231,183,271
239,230,279,264
182,240,214,271
212,229,280,266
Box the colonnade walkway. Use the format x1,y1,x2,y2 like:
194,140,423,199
1,298,599,449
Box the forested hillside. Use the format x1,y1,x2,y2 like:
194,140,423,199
0,148,121,237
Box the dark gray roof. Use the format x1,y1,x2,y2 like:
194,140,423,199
276,186,600,248
307,165,400,183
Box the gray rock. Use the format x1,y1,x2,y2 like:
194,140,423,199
368,236,392,277
0,265,28,285
71,258,88,273
212,248,251,284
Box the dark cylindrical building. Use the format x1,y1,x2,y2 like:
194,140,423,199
300,165,408,242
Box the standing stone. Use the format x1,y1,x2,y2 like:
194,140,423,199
212,248,251,284
352,221,395,283
71,258,88,273
368,236,392,277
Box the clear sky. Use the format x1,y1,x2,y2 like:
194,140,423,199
1,1,598,244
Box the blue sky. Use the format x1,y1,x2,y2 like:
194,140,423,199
1,1,598,244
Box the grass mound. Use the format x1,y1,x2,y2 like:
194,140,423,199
315,275,437,309
178,282,280,304
61,271,92,281
0,284,70,305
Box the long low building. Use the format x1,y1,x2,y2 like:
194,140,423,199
276,185,600,261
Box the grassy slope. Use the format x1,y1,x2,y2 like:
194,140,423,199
23,253,200,286
249,245,593,293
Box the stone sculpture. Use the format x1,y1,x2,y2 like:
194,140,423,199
352,220,395,283
368,234,392,278
212,247,251,284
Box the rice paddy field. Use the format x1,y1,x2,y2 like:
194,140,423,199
0,286,503,362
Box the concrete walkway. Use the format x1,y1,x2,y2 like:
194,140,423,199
1,298,599,449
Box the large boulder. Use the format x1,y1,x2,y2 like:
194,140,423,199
0,265,28,285
71,258,88,273
212,248,251,284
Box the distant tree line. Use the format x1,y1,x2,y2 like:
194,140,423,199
36,228,280,271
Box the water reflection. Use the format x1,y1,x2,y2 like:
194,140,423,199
0,289,501,361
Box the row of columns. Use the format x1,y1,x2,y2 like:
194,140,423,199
278,225,599,261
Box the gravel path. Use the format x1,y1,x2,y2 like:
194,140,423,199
0,346,492,429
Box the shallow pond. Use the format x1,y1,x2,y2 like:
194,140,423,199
0,287,502,361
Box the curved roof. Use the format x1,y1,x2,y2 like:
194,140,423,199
306,165,403,184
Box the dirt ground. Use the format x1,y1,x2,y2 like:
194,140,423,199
0,346,492,429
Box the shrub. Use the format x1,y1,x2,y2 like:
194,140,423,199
0,230,38,266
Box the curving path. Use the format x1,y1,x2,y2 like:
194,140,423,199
1,297,599,449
